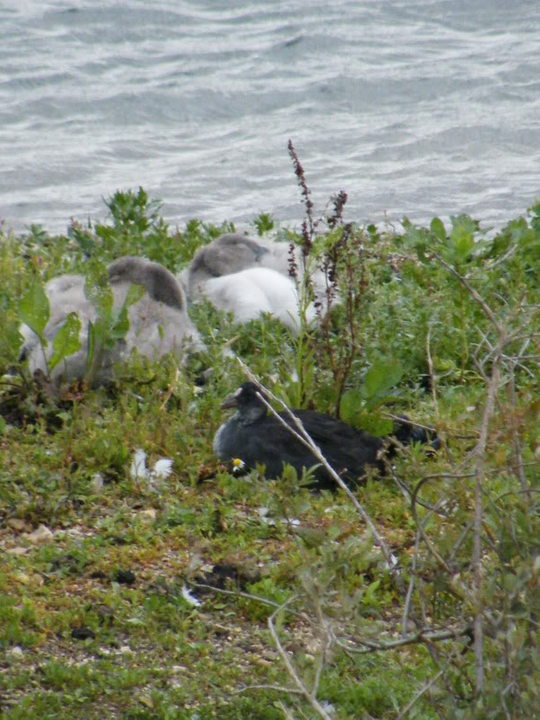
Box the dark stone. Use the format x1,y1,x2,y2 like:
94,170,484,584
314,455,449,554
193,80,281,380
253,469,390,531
114,569,136,585
71,626,95,641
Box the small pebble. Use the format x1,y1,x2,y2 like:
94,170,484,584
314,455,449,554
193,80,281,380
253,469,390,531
25,524,54,545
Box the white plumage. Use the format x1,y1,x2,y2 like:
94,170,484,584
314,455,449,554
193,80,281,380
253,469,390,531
186,233,329,330
192,266,316,332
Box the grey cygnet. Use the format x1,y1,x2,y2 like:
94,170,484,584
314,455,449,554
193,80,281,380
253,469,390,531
19,256,204,386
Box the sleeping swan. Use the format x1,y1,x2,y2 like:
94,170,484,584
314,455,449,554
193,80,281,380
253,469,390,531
186,232,328,290
107,255,204,361
185,233,329,330
187,233,275,287
20,256,204,386
190,266,316,332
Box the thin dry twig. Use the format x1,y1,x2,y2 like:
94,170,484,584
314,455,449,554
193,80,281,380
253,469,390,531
507,365,531,502
189,582,293,612
397,667,445,719
276,701,301,720
237,359,398,580
383,411,478,440
402,529,421,636
472,335,504,693
231,684,304,697
158,366,180,411
268,595,333,720
432,252,502,334
335,624,472,654
388,464,451,516
308,586,334,698
425,324,440,422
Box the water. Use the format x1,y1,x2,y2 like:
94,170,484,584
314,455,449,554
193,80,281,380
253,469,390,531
1,0,539,236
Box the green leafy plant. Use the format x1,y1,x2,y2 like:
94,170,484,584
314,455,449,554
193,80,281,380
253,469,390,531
253,213,275,236
18,282,50,355
48,313,82,373
18,283,83,377
340,357,403,434
17,266,145,387
68,188,237,273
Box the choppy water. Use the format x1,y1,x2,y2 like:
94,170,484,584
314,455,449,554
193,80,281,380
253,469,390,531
1,0,539,235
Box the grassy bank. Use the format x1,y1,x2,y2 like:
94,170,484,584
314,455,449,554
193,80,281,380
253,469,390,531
1,184,540,719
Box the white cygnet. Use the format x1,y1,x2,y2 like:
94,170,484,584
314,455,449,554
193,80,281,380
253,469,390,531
191,266,316,332
186,233,329,330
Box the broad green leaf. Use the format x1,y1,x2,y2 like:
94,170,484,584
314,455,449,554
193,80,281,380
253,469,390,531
362,359,403,401
294,526,327,548
19,283,50,338
415,242,430,265
126,617,145,626
86,281,113,318
367,416,394,436
433,356,455,372
430,217,446,243
450,223,474,262
108,305,131,346
7,324,25,355
56,411,72,425
48,312,82,371
124,283,146,308
102,285,143,348
356,410,394,436
340,389,363,427
364,393,402,412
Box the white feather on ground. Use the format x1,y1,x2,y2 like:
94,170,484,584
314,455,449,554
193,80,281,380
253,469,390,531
129,449,174,487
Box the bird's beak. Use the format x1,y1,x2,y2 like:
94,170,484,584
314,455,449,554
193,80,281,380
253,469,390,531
220,394,238,410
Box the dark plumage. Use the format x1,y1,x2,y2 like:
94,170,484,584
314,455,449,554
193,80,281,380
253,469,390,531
215,382,440,491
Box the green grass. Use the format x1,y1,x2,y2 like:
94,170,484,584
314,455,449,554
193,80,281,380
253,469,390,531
1,190,540,718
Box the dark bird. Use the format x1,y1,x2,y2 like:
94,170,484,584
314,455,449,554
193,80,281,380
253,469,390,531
214,382,438,491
